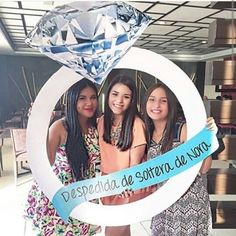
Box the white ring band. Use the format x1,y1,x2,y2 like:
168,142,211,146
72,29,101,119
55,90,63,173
27,47,206,226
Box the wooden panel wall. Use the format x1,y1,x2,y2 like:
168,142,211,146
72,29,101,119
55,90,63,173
210,100,236,124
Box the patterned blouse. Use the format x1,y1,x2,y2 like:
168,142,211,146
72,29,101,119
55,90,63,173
147,122,212,236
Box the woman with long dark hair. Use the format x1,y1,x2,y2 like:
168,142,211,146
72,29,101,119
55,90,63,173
98,74,147,236
143,83,214,236
25,78,101,235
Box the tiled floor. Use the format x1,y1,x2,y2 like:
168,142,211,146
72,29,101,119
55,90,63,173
0,139,31,235
0,138,235,236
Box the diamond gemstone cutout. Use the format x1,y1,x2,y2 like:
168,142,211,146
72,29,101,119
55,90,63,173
25,1,151,83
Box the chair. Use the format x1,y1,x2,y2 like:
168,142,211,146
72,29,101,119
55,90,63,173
10,129,31,185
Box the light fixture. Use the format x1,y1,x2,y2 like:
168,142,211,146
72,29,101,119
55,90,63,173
43,1,54,6
205,0,236,130
208,18,236,47
206,0,236,86
156,21,166,25
0,21,14,54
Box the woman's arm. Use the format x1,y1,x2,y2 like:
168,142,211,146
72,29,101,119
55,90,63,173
180,118,216,175
120,118,147,198
130,144,146,166
198,117,218,174
130,117,147,166
47,119,66,165
199,156,212,174
180,123,187,142
120,144,146,199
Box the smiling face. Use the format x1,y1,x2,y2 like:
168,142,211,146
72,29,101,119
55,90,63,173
146,87,169,122
108,83,132,119
76,86,98,119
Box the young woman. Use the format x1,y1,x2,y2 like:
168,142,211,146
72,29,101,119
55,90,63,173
143,83,214,236
97,74,147,236
25,78,101,236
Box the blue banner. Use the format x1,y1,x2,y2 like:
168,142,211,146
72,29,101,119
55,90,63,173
52,127,219,222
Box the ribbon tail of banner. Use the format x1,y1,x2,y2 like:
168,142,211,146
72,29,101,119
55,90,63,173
52,172,127,222
52,193,77,222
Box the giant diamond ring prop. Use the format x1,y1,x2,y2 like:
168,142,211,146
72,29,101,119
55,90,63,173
26,1,213,226
27,47,210,225
25,1,151,83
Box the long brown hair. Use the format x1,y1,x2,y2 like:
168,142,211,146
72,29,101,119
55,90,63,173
65,78,98,180
143,83,177,153
103,74,139,151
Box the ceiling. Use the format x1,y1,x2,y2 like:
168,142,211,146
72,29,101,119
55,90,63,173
0,1,235,61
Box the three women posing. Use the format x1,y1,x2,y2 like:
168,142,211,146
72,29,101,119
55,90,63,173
26,76,214,236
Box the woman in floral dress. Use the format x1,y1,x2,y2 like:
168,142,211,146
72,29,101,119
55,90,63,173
25,78,101,236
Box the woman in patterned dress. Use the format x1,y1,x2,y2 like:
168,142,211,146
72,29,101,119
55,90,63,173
24,78,101,236
143,83,215,236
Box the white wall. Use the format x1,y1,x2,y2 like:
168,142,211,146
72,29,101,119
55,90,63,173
204,85,221,99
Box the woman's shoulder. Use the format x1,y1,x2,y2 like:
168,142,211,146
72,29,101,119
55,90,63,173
174,121,187,143
51,118,66,129
47,118,68,158
97,115,104,127
134,116,145,126
49,118,67,136
134,115,144,122
175,121,186,130
132,116,145,135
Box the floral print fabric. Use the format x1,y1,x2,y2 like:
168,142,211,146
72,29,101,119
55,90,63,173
24,127,101,236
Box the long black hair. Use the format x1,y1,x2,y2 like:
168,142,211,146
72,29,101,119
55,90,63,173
65,78,98,180
143,83,177,153
103,74,139,151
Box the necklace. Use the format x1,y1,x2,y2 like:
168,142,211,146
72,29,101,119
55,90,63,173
153,129,166,144
110,122,122,145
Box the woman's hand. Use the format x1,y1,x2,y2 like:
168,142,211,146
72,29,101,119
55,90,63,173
119,189,134,198
206,117,218,134
199,117,217,174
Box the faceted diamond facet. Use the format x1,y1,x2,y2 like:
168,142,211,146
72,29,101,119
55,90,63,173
25,1,152,83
